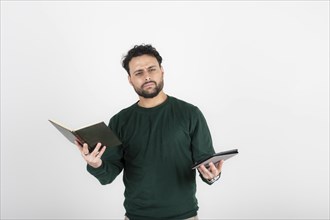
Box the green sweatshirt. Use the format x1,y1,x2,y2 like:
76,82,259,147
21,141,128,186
87,96,215,220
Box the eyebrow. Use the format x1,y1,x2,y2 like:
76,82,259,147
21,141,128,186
147,65,157,69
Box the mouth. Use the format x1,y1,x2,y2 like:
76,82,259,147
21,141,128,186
143,81,156,88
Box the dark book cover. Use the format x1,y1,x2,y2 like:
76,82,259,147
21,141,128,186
49,119,122,152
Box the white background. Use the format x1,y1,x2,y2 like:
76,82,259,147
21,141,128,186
1,1,329,219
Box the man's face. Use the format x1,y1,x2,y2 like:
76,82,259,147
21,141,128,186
128,54,164,98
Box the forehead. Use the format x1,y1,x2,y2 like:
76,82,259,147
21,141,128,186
129,55,159,72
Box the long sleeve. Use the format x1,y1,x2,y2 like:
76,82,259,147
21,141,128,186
190,107,215,164
189,107,218,184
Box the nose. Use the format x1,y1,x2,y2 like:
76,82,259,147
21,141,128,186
144,72,151,81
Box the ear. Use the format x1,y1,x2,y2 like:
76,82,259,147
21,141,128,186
161,66,164,76
128,75,133,86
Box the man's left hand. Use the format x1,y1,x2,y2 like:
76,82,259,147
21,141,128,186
198,160,224,181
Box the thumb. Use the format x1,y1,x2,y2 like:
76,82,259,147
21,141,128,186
217,160,224,171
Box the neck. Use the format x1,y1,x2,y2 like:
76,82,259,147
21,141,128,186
138,91,167,108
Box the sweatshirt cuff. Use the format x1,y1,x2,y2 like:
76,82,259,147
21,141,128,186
86,161,106,176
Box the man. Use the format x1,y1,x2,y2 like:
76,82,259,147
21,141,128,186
76,44,224,220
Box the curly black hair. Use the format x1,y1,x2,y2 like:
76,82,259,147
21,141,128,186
122,44,163,75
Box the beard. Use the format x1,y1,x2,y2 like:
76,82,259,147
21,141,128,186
133,79,164,99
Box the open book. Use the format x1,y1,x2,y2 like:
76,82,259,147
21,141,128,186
192,149,238,169
49,119,122,151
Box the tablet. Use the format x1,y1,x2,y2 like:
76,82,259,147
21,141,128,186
192,149,238,169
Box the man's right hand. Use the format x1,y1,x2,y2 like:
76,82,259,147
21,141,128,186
75,141,106,169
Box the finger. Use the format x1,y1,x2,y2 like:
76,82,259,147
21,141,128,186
216,160,224,172
197,165,205,174
82,143,90,155
91,143,102,157
198,164,212,179
209,162,218,176
97,146,107,158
